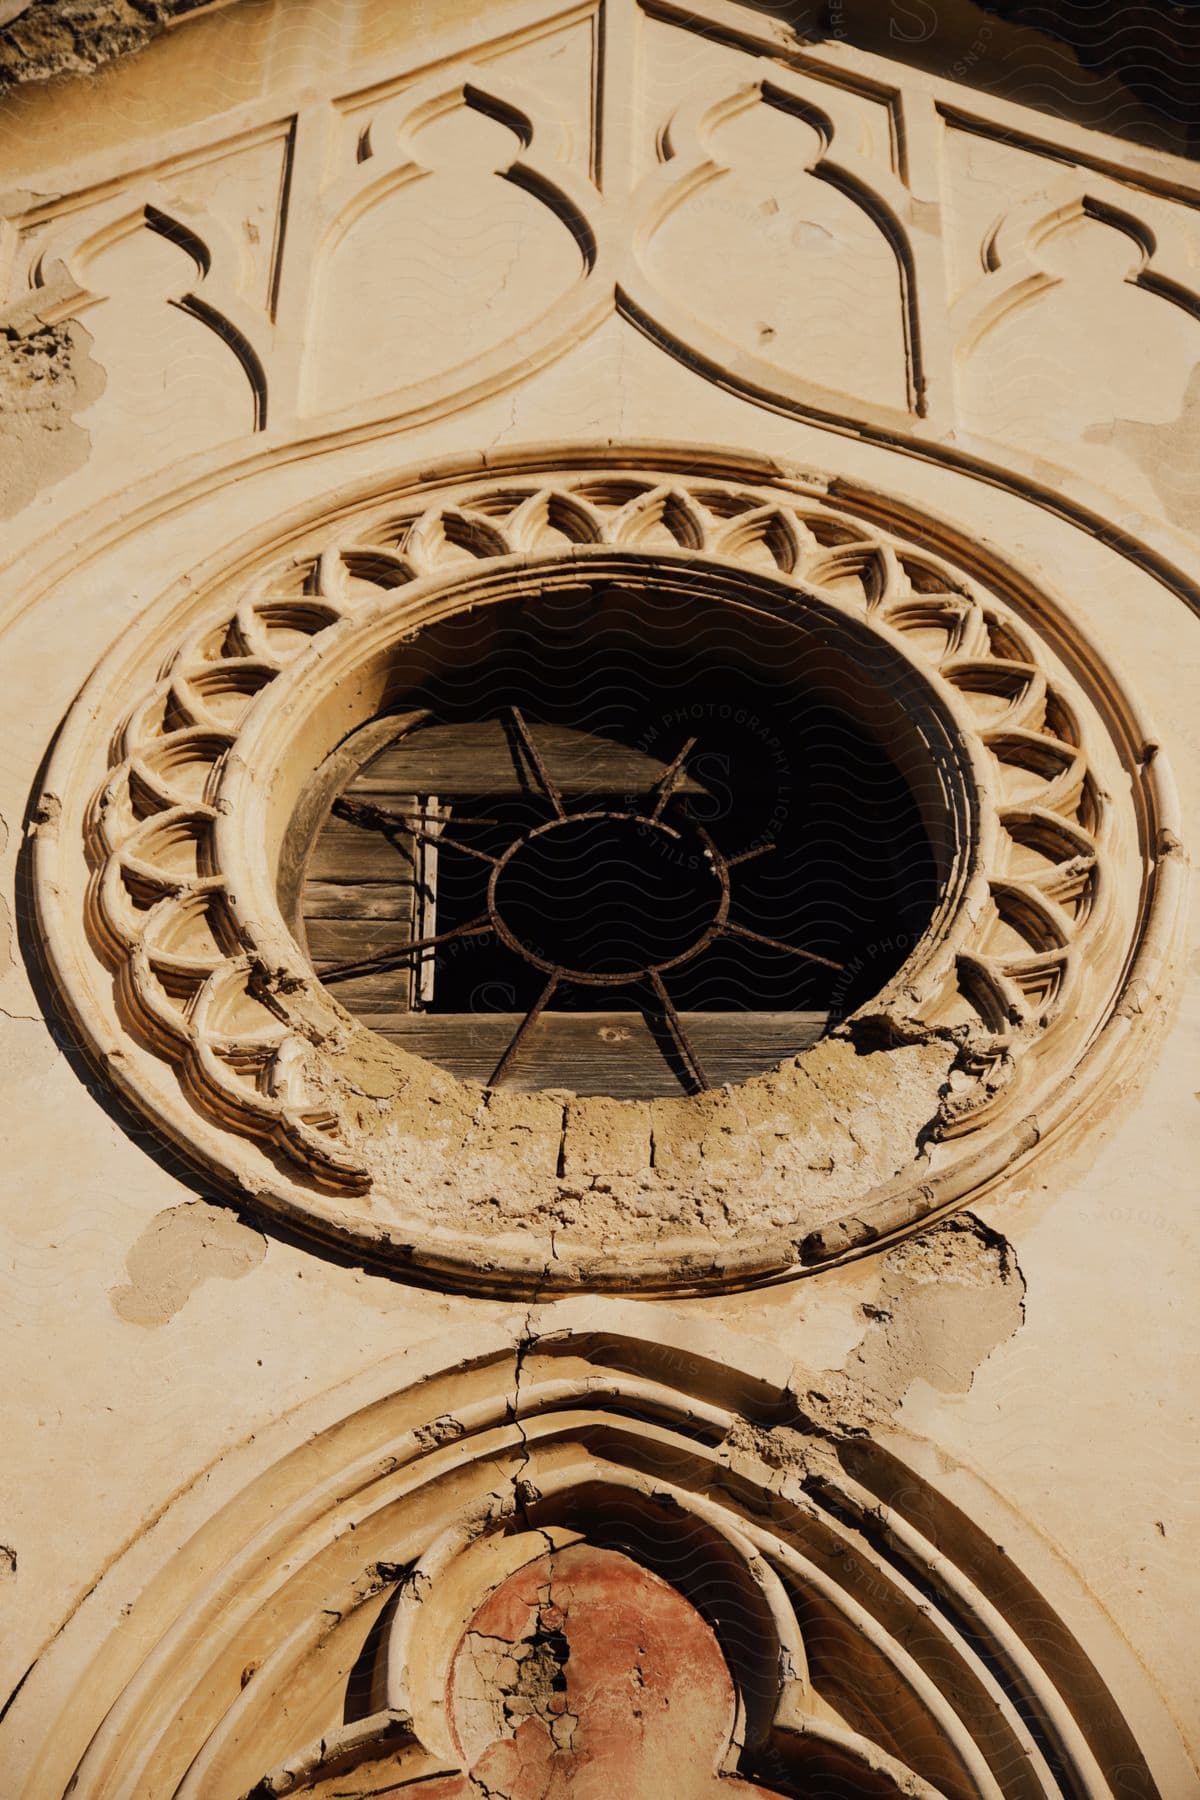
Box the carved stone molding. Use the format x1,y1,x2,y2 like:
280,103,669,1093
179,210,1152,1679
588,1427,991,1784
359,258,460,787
9,0,1200,535
33,448,1181,1292
2,1314,1183,1797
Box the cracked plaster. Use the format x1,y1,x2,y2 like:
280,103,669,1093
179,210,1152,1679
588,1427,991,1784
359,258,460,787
332,1034,958,1260
0,0,1197,1790
0,0,218,94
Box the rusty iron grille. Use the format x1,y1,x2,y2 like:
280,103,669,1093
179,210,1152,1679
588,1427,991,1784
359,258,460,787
317,707,842,1094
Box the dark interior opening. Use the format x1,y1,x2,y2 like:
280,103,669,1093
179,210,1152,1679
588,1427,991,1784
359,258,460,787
299,583,944,1094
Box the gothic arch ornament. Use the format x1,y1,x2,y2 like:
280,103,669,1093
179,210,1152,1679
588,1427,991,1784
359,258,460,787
30,183,271,429
32,447,1181,1294
953,174,1200,360
300,65,604,421
634,71,925,415
1,1314,1183,1798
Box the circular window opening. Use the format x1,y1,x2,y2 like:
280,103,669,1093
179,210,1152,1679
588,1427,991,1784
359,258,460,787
286,584,948,1098
490,813,728,980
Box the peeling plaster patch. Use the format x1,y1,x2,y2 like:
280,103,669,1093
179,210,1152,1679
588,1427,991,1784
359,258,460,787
1087,362,1200,530
458,1605,577,1757
109,1199,265,1326
0,318,103,517
0,1544,15,1578
414,1413,468,1449
804,1214,1026,1431
722,1413,843,1490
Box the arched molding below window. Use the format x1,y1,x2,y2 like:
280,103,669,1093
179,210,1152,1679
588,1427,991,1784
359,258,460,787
1,1310,1186,1799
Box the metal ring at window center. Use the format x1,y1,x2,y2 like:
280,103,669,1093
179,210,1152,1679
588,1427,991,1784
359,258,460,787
488,809,731,984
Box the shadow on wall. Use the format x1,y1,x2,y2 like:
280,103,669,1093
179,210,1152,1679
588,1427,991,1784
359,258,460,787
730,0,1200,155
5,0,1200,151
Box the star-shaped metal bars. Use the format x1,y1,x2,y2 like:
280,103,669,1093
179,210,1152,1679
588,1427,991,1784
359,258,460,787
318,707,842,1093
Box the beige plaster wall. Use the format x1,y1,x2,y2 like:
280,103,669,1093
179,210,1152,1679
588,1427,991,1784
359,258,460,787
1,1,1197,1792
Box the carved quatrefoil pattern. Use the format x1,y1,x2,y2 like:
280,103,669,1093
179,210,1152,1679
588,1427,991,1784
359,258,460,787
79,469,1109,1217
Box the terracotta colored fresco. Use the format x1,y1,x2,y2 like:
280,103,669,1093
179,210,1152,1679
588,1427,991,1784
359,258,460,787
412,1544,784,1799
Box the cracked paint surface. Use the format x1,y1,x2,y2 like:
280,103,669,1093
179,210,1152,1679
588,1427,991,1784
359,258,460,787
416,1543,785,1799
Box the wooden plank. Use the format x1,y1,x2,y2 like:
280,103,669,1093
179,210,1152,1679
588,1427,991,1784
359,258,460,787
351,721,707,801
305,824,422,882
313,970,417,1011
361,1011,828,1098
303,881,420,920
307,918,424,965
302,722,728,1056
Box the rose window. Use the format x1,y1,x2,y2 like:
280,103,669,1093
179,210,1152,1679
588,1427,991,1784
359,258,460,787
37,460,1166,1288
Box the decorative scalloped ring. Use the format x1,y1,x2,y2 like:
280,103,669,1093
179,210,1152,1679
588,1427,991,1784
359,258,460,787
33,453,1182,1294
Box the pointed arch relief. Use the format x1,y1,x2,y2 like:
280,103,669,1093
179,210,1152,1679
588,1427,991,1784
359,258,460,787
304,72,603,420
1,1316,1186,1798
27,190,269,459
630,76,922,417
30,447,1182,1294
954,181,1200,471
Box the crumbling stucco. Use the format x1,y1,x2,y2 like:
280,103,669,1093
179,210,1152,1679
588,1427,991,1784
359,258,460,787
109,1199,266,1326
456,1607,577,1758
325,1033,959,1273
804,1214,1026,1434
440,1543,772,1798
1,0,1198,1787
0,0,214,93
0,318,103,517
713,1216,1026,1493
38,454,1161,1295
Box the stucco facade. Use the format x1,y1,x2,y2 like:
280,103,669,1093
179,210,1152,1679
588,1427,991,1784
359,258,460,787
1,2,1198,1795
